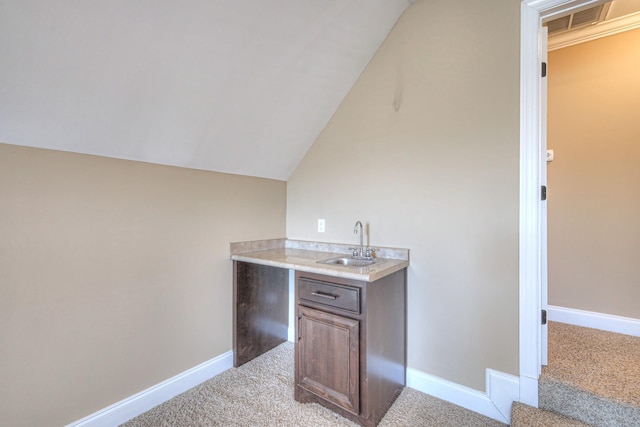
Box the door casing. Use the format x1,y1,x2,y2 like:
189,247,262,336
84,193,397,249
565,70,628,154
519,0,602,407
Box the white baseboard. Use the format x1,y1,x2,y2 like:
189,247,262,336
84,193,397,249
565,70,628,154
407,367,519,424
518,375,539,408
548,305,640,337
65,350,233,427
66,348,521,426
486,369,520,422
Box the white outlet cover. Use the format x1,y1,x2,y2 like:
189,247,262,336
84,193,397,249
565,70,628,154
318,219,325,233
547,149,554,162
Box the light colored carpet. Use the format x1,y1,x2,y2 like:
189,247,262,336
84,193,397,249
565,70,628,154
511,402,591,427
539,322,640,427
121,342,505,426
543,322,640,405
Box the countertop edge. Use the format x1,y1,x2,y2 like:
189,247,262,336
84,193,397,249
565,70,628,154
230,238,409,282
231,253,409,282
230,238,409,260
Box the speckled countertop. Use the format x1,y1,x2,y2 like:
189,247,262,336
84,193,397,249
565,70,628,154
230,238,409,282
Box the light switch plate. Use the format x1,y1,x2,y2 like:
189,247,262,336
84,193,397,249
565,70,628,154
318,218,325,233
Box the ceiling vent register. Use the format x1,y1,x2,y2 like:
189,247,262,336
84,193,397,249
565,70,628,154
545,2,612,35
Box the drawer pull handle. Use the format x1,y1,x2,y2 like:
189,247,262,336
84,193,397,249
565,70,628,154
311,291,338,300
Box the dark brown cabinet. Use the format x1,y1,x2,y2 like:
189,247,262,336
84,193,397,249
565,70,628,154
295,269,406,427
297,305,360,414
233,261,289,367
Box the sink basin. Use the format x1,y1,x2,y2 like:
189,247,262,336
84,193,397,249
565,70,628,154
317,256,376,267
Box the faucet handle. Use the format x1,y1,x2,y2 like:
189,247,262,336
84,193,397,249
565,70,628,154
365,248,378,258
348,247,359,257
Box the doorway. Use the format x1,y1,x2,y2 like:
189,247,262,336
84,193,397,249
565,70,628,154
518,0,605,408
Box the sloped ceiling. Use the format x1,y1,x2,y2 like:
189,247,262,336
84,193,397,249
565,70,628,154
0,1,410,180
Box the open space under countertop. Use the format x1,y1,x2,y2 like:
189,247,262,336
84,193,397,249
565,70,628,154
230,238,409,282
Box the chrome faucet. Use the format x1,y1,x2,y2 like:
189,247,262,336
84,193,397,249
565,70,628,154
354,221,364,258
350,221,377,259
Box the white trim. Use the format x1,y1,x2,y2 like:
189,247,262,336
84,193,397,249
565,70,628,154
529,0,605,20
486,369,520,423
519,0,601,409
540,25,549,368
407,368,519,425
520,0,544,407
548,305,640,337
518,375,540,406
65,351,233,427
548,12,640,50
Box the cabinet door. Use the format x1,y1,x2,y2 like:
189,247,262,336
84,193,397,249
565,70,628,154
297,305,360,415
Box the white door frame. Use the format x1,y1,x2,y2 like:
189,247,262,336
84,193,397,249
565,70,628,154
540,25,549,368
519,0,600,407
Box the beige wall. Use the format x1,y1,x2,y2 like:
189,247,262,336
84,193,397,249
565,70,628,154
547,29,640,319
287,0,520,391
0,143,286,426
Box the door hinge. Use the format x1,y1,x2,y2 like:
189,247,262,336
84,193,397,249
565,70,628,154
541,185,547,201
542,62,547,78
541,309,547,325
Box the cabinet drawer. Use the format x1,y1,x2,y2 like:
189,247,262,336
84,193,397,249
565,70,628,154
298,278,360,314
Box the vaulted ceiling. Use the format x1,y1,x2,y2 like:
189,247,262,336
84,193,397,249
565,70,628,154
0,1,411,180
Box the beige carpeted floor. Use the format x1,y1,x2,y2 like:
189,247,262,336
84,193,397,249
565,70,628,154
510,402,591,427
538,322,640,427
542,322,640,406
511,322,640,427
122,342,505,427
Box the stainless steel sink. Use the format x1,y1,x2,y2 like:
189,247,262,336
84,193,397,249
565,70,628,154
317,256,376,267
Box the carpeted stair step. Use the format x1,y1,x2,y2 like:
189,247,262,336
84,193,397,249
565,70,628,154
539,322,640,427
510,401,592,427
539,376,640,427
